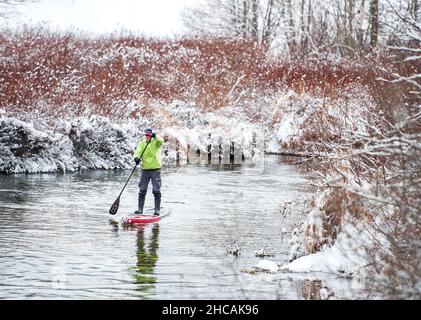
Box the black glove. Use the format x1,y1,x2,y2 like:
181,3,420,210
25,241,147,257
134,157,140,165
151,133,156,138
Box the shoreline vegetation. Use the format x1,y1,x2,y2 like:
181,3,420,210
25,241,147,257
1,27,419,299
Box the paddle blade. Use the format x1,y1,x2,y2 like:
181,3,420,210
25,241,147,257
109,197,120,215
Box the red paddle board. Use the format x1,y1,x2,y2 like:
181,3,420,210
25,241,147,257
121,208,171,225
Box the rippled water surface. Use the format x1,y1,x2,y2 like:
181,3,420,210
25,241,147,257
0,155,327,299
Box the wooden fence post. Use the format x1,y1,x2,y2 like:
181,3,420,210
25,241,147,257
207,133,212,164
230,141,235,164
176,139,180,164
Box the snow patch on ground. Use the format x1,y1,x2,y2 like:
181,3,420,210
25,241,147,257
281,220,371,275
254,260,279,273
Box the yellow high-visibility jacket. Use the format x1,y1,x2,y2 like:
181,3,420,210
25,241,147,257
133,136,164,170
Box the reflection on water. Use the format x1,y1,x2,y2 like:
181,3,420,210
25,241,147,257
109,219,119,233
300,279,323,300
0,155,362,299
133,224,159,297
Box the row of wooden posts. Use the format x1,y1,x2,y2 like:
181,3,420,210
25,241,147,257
163,133,259,165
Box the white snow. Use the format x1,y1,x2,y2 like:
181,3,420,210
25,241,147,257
254,260,279,273
280,221,372,275
266,137,280,153
276,113,297,144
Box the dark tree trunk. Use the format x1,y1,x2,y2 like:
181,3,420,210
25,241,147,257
370,0,379,48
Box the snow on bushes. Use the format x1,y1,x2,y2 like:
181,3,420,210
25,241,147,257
0,27,369,117
0,112,140,173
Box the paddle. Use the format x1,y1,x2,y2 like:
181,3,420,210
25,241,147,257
109,140,151,215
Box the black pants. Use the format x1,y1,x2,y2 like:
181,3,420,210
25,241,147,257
138,169,161,195
138,169,161,213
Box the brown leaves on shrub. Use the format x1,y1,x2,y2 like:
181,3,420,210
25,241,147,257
1,28,375,118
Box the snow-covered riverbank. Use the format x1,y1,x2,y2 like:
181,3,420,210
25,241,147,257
0,82,376,174
0,101,265,173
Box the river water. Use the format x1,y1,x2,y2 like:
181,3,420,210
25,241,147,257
0,155,353,299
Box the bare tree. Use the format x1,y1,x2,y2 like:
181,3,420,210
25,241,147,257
370,0,379,48
356,0,366,50
251,0,258,41
297,1,420,297
183,0,419,60
410,0,419,20
182,0,284,50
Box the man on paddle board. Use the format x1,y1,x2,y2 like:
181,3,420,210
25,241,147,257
133,128,168,215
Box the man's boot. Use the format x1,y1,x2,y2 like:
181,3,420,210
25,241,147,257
135,192,146,214
153,192,161,216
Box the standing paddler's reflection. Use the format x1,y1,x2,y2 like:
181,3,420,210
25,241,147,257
133,223,160,295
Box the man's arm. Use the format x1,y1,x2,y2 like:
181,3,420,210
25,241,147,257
154,135,166,148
